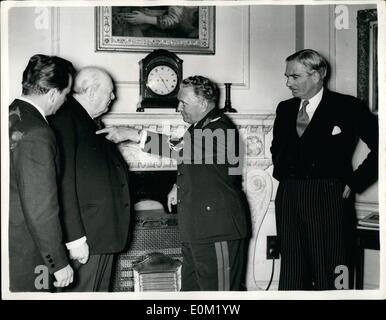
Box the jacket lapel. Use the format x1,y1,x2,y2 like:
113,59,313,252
289,98,301,130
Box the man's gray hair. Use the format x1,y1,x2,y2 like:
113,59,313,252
180,75,218,105
73,66,111,94
286,49,328,81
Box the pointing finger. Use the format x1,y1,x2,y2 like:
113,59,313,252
96,128,109,135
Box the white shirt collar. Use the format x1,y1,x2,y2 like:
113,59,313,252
18,96,48,122
299,87,324,121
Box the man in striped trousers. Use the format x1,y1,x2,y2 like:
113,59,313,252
271,49,378,290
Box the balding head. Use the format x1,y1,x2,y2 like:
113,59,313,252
73,66,115,118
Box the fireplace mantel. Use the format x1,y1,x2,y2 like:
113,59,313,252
103,112,275,170
103,112,276,290
104,112,275,119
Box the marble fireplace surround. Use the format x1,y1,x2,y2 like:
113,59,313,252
103,112,276,290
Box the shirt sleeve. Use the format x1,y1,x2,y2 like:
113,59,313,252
65,236,87,250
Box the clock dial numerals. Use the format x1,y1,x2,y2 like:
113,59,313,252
147,66,178,96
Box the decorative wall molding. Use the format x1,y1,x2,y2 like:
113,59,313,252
86,6,250,90
295,5,304,51
328,4,337,91
50,7,60,56
53,6,250,90
238,5,250,90
110,6,250,90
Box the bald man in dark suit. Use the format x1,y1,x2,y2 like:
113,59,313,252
49,67,131,292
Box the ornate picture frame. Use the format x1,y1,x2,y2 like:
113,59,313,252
96,6,215,54
357,9,378,113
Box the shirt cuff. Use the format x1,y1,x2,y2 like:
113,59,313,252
66,236,87,250
139,129,148,149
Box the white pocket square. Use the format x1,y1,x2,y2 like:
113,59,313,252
332,126,342,135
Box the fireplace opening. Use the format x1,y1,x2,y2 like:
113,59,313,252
111,170,182,292
128,170,177,214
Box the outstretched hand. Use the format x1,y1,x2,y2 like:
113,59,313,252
96,126,141,143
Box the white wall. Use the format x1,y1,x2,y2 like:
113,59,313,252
8,7,53,100
8,5,295,114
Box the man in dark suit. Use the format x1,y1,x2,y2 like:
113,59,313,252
9,54,75,292
48,67,131,292
271,49,378,290
97,76,251,291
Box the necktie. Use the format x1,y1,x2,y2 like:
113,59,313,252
296,100,310,136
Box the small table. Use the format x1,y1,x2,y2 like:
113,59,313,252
356,227,380,289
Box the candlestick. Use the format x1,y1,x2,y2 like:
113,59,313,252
222,83,237,113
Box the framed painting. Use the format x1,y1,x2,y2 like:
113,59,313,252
357,9,378,113
96,6,215,54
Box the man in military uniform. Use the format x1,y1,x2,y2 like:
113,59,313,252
97,76,251,291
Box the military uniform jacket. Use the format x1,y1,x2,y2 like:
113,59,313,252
49,96,131,254
9,99,69,291
270,89,378,193
145,108,251,244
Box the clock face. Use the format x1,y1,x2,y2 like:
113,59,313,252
146,65,178,96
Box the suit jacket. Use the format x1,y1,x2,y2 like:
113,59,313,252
145,108,251,244
48,96,131,255
9,99,69,291
270,89,378,193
